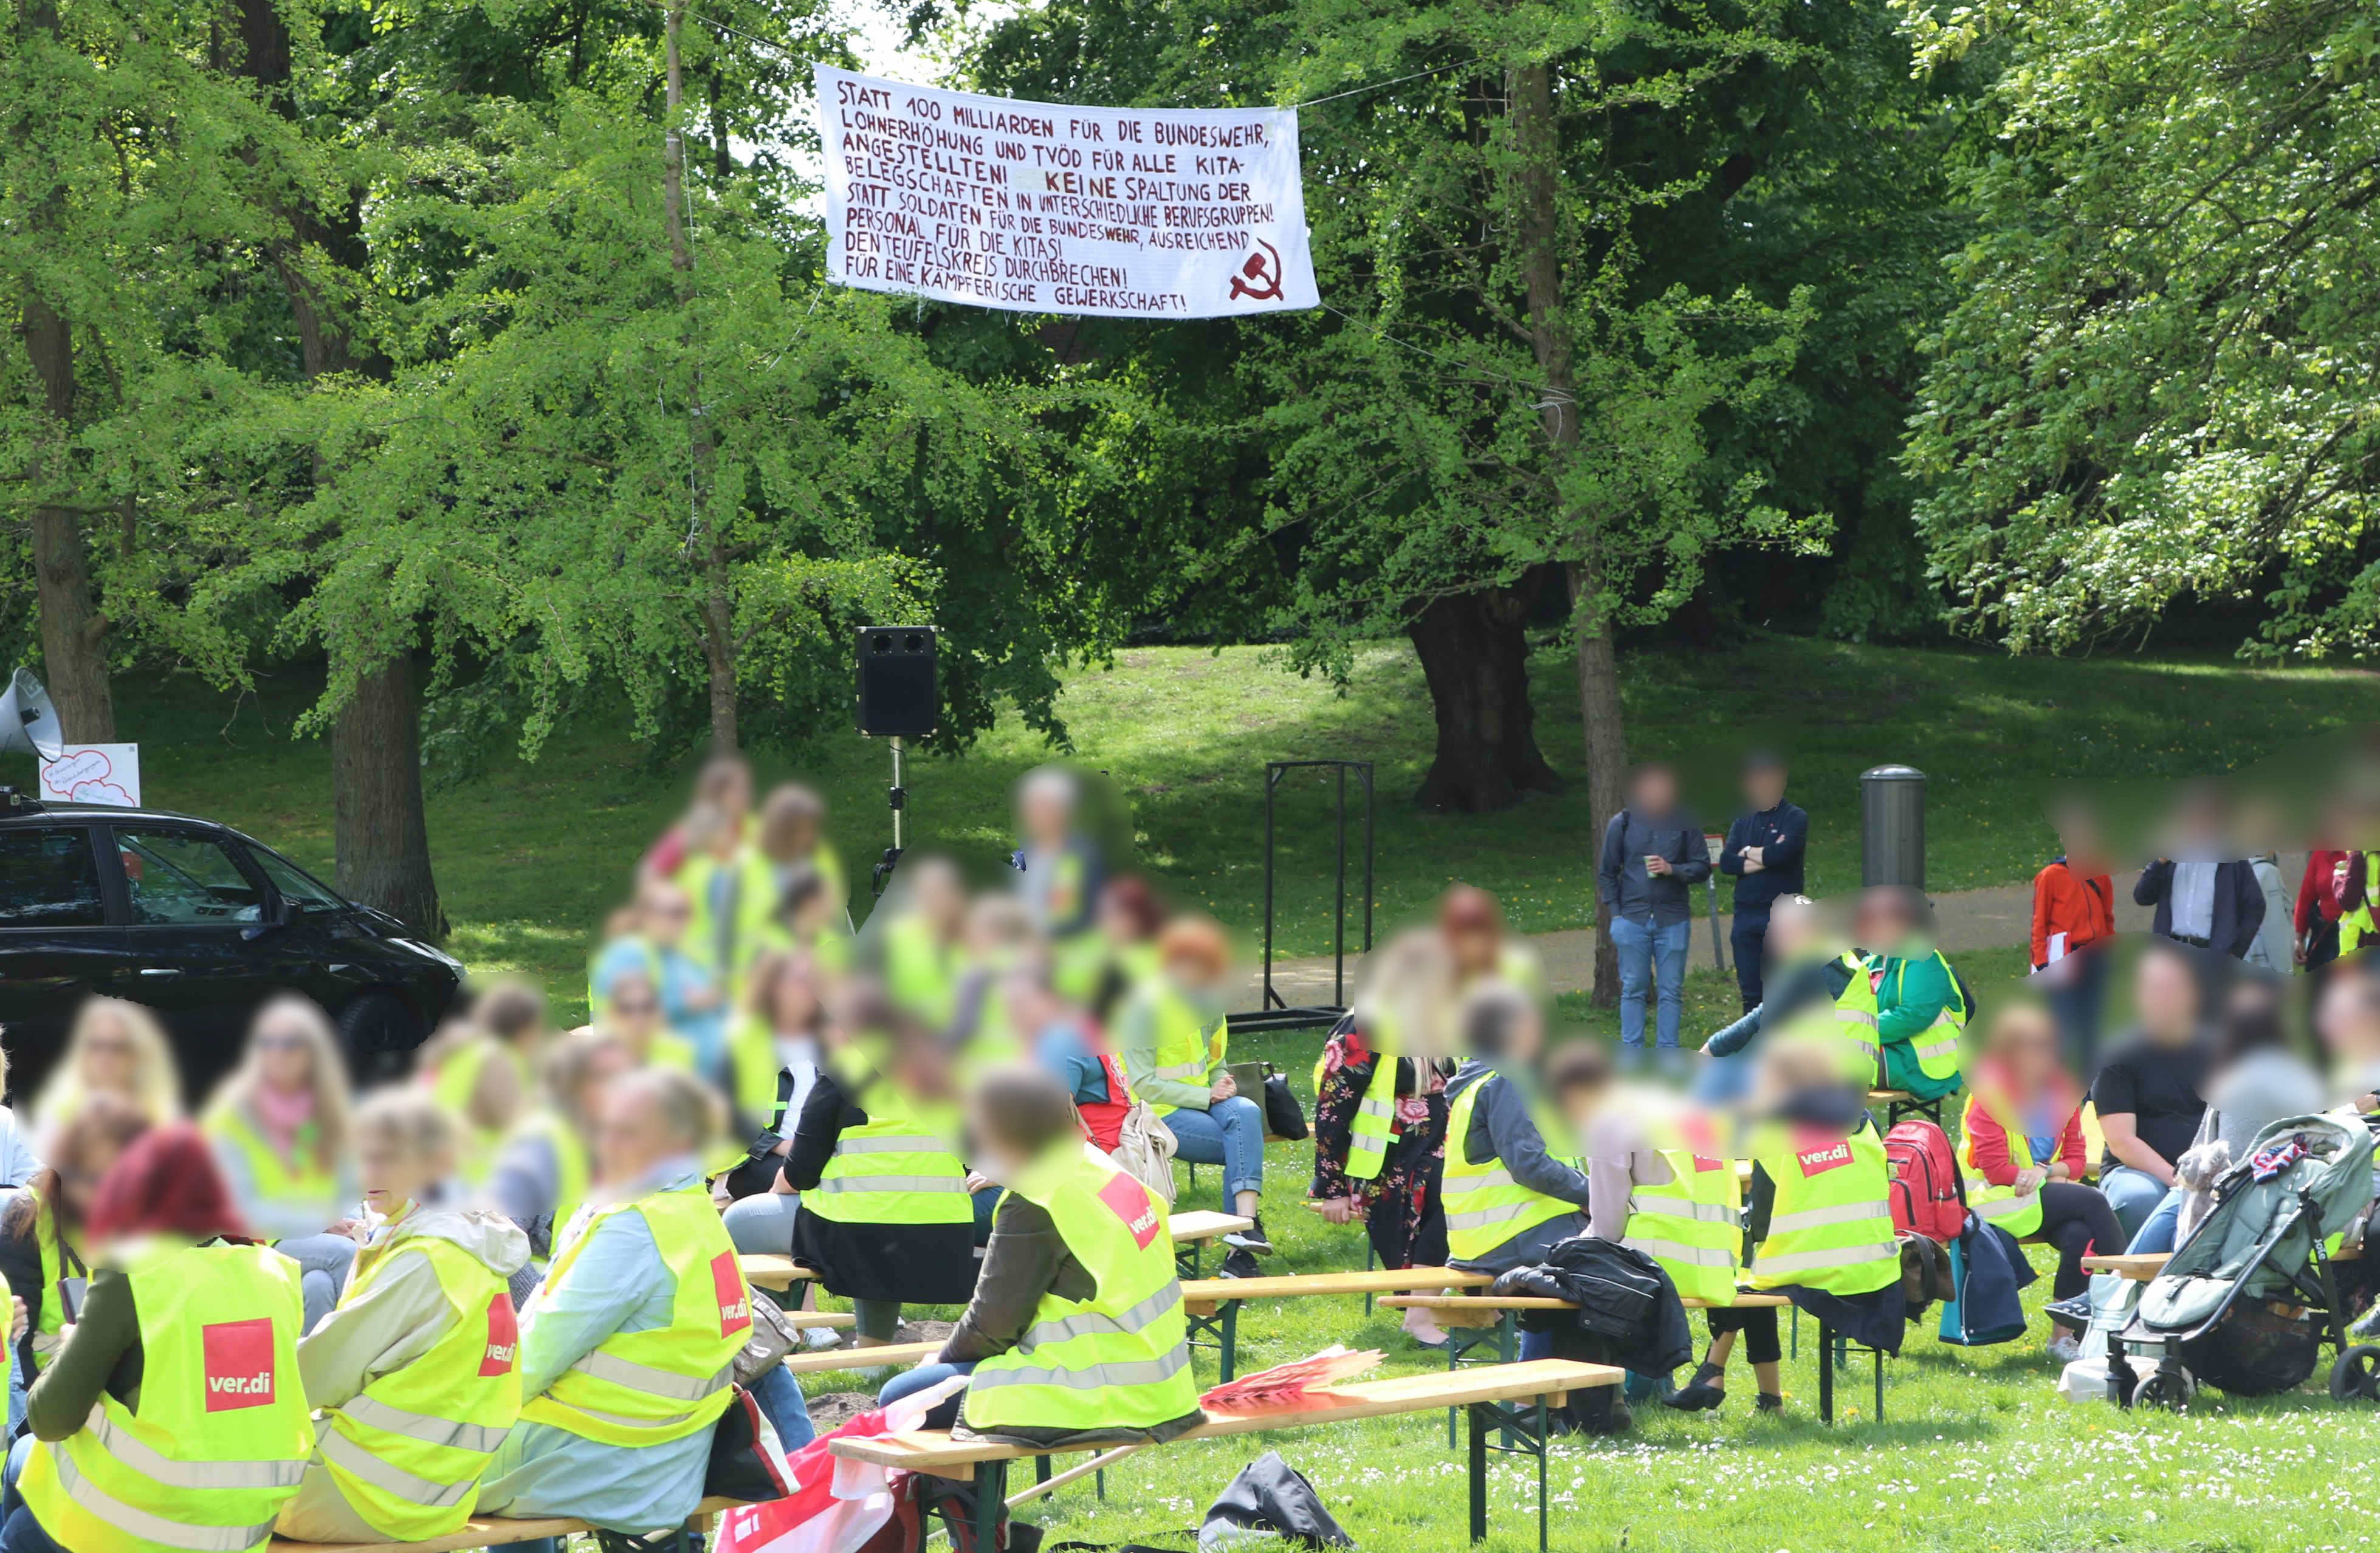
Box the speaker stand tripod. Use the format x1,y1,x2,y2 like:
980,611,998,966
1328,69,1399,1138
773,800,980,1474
871,735,906,897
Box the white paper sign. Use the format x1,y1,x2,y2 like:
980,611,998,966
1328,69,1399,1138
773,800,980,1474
40,743,139,807
816,65,1318,318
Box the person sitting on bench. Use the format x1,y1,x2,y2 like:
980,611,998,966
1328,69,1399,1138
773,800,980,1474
876,1066,1205,1447
1858,888,1971,1104
474,1070,752,1552
275,1091,529,1543
1696,897,1874,1100
1444,985,1594,1315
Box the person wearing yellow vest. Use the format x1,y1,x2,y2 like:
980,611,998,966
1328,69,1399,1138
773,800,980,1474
1014,768,1109,1004
490,1028,631,1272
786,996,979,1344
598,969,703,1075
757,781,853,934
2336,851,2380,957
274,1092,529,1543
418,979,543,1186
27,995,181,1156
1310,930,1454,1346
475,1070,754,1535
873,1066,1204,1449
202,998,362,1334
873,857,968,1031
1697,899,1876,1097
1441,884,1550,1006
1117,917,1273,1272
749,866,854,1005
0,1095,150,1387
619,876,729,1078
8,1124,314,1553
1856,886,1971,1102
1443,984,1592,1277
1959,1006,2124,1365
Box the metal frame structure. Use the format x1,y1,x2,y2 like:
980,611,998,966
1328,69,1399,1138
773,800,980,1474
1230,759,1376,1032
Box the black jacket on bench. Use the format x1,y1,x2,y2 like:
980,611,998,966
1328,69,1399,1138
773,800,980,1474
1491,1236,1694,1374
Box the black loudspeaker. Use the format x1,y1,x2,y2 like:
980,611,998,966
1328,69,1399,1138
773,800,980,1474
855,626,938,738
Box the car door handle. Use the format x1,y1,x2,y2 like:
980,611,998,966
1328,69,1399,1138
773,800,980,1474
136,967,182,979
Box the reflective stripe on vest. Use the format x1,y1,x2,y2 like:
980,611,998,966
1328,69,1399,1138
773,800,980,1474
519,1188,749,1448
1623,1147,1741,1302
1622,1237,1736,1269
804,1059,971,1227
1955,1095,2046,1239
961,1143,1200,1435
1344,1047,1400,1182
20,1240,313,1553
1123,984,1217,1119
1750,1125,1900,1295
1441,1077,1578,1261
319,1230,520,1538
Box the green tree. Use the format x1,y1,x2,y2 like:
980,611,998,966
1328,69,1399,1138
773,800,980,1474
1901,0,2380,657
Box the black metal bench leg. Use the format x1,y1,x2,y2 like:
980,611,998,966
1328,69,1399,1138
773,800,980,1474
1220,1300,1240,1382
1873,1344,1884,1421
1536,1397,1549,1553
1818,1321,1835,1425
1036,1455,1051,1486
976,1459,1008,1552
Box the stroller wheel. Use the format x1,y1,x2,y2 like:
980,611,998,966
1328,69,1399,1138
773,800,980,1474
2330,1345,2380,1402
2131,1365,2197,1410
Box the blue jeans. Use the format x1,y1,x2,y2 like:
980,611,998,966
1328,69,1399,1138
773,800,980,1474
1163,1096,1265,1210
751,1362,817,1451
1609,916,1690,1051
275,1232,360,1334
0,1507,66,1553
878,1359,977,1408
2099,1164,2172,1242
2125,1185,2187,1254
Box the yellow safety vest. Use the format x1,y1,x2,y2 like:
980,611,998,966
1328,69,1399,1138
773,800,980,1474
1120,982,1217,1120
1341,1023,1401,1184
21,1238,313,1553
801,1052,971,1227
203,1102,339,1236
1886,950,1967,1082
28,1192,81,1374
1623,1146,1742,1304
315,1230,521,1540
961,1143,1199,1434
884,914,958,1029
1956,1091,2046,1239
427,1036,526,1185
2341,855,2380,955
727,1013,785,1122
1750,1123,1900,1295
1442,1073,1581,1262
1780,949,1882,1085
520,1186,748,1447
677,848,774,983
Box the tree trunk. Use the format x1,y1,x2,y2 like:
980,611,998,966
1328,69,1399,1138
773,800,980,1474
1406,578,1562,812
662,0,737,752
332,656,441,934
18,0,114,742
1510,61,1628,1005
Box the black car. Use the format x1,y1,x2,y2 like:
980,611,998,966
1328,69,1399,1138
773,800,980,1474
0,797,463,1102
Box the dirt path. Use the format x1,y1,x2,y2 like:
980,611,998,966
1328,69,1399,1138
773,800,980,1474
1242,854,2304,1005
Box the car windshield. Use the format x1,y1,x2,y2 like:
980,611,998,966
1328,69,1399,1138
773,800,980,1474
114,828,264,925
247,845,345,913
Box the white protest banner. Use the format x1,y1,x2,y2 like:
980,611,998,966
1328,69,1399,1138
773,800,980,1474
40,743,139,807
816,64,1318,319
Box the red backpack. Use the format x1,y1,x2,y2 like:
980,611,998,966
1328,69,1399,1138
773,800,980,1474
1883,1118,1966,1243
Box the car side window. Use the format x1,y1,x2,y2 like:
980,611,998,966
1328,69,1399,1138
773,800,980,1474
246,846,343,914
114,828,264,926
0,828,107,927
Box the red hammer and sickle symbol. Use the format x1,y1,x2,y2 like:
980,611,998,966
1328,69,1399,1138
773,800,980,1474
1228,239,1284,302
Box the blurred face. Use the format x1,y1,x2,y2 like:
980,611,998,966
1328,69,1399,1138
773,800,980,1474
718,767,753,821
1852,890,1912,949
594,1083,678,1185
608,977,662,1041
1506,1004,1546,1066
1631,768,1676,815
2054,805,2103,868
59,1137,127,1227
1098,891,1147,944
2318,976,2380,1063
1765,904,1817,963
2134,952,2200,1042
576,1045,632,1117
359,1129,433,1217
765,969,819,1032
1989,1013,2058,1089
253,1012,317,1094
1164,947,1223,998
79,1012,139,1091
1020,787,1071,847
1743,765,1786,811
644,887,692,947
967,1098,1030,1185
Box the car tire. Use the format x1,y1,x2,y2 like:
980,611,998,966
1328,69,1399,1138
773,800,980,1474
337,990,423,1083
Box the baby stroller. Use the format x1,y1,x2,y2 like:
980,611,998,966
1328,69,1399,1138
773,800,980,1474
2115,1112,2376,1409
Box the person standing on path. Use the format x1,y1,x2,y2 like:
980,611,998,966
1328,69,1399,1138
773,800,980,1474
1718,752,1807,1013
1596,763,1708,1060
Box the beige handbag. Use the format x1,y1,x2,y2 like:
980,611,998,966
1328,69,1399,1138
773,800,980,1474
1109,1098,1180,1205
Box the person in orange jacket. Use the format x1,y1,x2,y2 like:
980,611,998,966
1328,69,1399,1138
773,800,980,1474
2032,802,2116,1066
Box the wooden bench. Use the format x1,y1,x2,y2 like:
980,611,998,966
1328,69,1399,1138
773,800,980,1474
1179,1266,1494,1380
783,1337,943,1376
1868,1088,1944,1128
828,1358,1617,1553
2080,1251,2170,1281
1372,1289,1892,1424
1166,1209,1253,1277
739,1253,817,1291
264,1494,746,1553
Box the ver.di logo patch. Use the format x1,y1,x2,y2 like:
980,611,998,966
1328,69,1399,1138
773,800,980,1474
202,1318,277,1412
480,1292,519,1377
1096,1170,1162,1250
714,1251,752,1338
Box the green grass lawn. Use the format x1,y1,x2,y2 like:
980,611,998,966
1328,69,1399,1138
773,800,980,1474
775,1024,2380,1553
98,634,2380,1021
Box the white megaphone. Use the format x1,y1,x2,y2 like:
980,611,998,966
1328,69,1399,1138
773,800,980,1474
0,670,64,761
